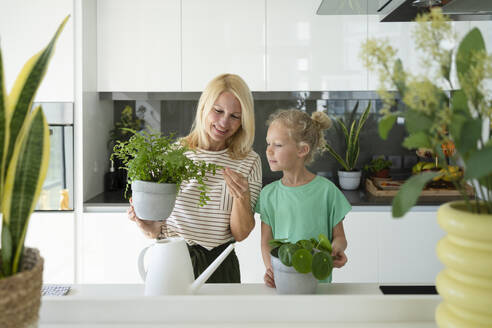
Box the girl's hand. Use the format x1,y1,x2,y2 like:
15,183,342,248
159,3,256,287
128,198,162,239
331,248,348,268
264,267,276,288
223,168,250,200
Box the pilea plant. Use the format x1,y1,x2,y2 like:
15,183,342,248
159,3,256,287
269,234,334,280
111,129,219,206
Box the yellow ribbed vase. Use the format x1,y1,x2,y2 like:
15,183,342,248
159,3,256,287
435,201,492,328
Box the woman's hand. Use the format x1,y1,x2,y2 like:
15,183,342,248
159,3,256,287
223,168,250,200
128,198,162,239
331,246,348,268
264,267,276,288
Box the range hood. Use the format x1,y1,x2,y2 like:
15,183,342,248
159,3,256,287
379,0,492,22
317,0,492,21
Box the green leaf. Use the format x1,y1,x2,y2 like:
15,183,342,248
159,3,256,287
392,171,440,218
393,59,407,95
0,49,6,199
1,226,13,276
404,110,433,134
312,251,333,280
450,90,469,116
402,131,432,149
455,118,482,157
318,233,332,253
464,144,492,180
456,28,486,89
292,249,312,274
278,244,300,267
268,238,287,249
296,239,314,252
325,143,349,171
378,114,397,140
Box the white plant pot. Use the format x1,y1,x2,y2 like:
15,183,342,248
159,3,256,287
132,180,177,221
338,170,361,190
271,256,318,294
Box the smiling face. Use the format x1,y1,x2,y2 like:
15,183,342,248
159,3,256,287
205,91,242,151
266,121,306,172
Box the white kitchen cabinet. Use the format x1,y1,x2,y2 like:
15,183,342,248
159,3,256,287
97,0,181,92
332,212,379,283
181,0,266,91
378,211,445,284
267,0,367,91
24,212,75,284
0,0,74,102
367,16,470,90
80,212,153,283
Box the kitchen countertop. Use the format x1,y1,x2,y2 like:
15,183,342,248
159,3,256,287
40,283,440,327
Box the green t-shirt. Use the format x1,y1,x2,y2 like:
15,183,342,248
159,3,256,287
255,175,352,282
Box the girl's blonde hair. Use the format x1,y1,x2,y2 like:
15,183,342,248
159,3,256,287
183,73,255,159
268,109,332,164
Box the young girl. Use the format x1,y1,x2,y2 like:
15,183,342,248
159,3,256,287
255,109,351,287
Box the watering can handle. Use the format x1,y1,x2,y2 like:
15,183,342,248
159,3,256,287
138,245,151,281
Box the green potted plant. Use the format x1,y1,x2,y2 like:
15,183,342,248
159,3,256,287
362,8,492,327
111,129,219,221
0,16,69,328
268,234,334,294
363,157,392,178
325,101,371,190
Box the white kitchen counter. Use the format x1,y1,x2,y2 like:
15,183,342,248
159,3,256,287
40,283,440,327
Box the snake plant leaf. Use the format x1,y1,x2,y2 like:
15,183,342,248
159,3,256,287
312,251,333,280
0,49,6,200
2,107,50,273
345,120,357,166
378,114,397,140
336,117,349,142
392,171,440,218
4,15,69,183
1,225,13,277
325,143,349,171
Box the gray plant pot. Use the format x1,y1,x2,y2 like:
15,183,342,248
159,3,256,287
271,255,318,294
338,170,361,190
132,180,177,221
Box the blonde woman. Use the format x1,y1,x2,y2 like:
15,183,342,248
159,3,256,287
128,74,262,283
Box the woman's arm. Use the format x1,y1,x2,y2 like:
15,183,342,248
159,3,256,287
224,168,255,241
331,220,348,268
261,222,275,288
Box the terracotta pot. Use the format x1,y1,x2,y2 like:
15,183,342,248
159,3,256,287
435,201,492,327
374,168,390,178
0,248,44,328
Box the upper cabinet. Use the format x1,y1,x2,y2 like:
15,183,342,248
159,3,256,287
367,16,470,90
266,0,367,91
181,0,266,91
0,0,74,102
97,0,181,92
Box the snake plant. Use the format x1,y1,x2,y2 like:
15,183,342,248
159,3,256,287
0,16,69,278
325,101,371,171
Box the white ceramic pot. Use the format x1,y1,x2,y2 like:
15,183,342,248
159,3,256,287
271,256,318,294
338,170,361,190
131,180,177,221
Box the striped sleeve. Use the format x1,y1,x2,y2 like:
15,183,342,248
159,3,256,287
248,152,262,211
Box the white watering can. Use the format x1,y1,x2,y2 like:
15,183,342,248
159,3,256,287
138,238,235,295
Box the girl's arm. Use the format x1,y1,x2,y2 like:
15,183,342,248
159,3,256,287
224,168,255,242
332,220,348,268
261,222,275,288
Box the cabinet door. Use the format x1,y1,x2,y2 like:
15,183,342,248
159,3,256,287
378,211,445,284
25,212,75,283
97,0,181,92
80,212,152,283
332,212,379,283
368,16,470,90
267,0,367,91
0,0,73,102
181,0,266,91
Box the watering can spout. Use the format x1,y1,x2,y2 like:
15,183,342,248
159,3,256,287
189,243,235,293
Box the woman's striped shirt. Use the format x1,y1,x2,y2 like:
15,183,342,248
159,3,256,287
160,148,262,250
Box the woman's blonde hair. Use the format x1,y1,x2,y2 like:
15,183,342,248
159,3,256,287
183,73,255,159
268,109,332,164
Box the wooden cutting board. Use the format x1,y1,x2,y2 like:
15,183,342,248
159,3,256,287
365,178,474,197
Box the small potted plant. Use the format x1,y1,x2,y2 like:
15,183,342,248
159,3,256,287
0,16,69,328
363,157,392,178
111,129,219,221
269,234,334,294
325,101,371,190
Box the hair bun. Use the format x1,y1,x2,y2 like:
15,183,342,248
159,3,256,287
311,111,332,130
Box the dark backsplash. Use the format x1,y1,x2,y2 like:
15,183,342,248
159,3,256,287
113,94,415,185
